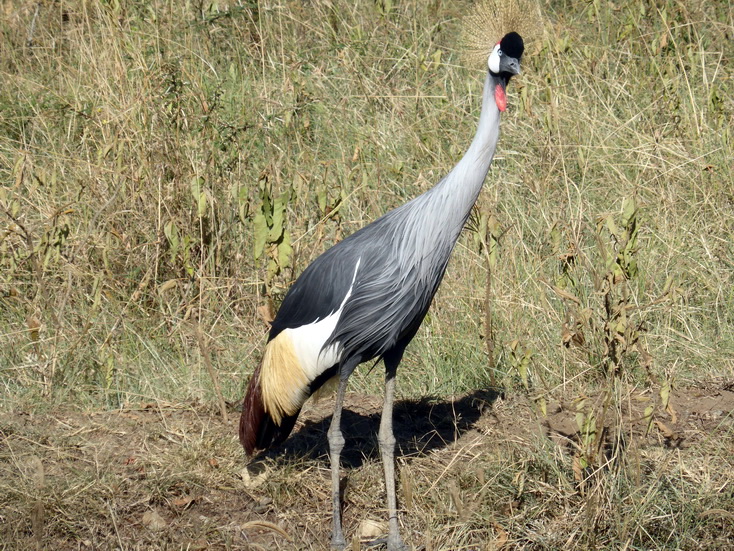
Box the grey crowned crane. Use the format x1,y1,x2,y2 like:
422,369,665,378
240,11,532,551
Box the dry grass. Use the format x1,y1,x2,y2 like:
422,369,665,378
1,0,733,549
1,388,732,549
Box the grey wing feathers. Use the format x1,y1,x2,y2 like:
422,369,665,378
271,182,459,366
325,197,457,361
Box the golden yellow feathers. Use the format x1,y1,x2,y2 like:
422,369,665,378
461,0,544,68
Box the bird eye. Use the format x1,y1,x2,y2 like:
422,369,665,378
498,49,503,56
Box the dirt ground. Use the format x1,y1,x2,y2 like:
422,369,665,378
1,383,733,550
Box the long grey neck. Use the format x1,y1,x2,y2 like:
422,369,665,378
460,71,503,178
429,71,503,239
385,71,504,276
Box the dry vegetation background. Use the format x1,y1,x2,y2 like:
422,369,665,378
1,0,733,549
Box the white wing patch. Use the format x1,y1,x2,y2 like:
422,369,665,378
284,258,361,382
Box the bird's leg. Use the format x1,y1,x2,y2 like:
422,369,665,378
379,367,407,551
328,375,349,550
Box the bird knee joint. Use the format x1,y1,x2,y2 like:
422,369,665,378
378,432,396,450
328,428,345,454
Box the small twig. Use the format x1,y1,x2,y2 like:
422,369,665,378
26,3,41,47
195,323,228,422
484,250,496,389
107,501,124,550
29,456,44,551
480,220,513,389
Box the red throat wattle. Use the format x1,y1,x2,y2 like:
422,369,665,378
494,84,507,112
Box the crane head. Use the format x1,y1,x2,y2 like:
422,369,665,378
460,0,541,70
488,31,524,76
487,31,524,112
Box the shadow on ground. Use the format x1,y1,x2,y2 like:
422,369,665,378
252,389,501,469
2,385,732,549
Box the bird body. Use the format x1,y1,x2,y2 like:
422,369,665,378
240,29,525,551
241,63,506,449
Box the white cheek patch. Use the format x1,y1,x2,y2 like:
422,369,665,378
488,43,501,74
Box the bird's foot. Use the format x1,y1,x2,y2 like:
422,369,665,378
387,533,408,551
330,533,347,550
363,535,408,550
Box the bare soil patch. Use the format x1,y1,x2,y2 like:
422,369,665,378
1,384,732,549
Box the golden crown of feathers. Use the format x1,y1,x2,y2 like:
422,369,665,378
461,0,544,68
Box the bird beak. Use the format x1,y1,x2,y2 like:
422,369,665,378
499,56,521,76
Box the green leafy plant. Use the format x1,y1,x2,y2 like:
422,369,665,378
551,196,659,379
253,173,293,292
596,196,640,376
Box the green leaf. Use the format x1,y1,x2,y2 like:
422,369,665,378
278,230,292,271
164,221,179,250
238,184,249,203
537,396,547,417
518,356,528,388
621,196,637,228
627,258,638,278
550,222,561,252
267,257,279,282
644,405,655,435
104,354,115,391
376,0,392,15
660,381,671,409
13,155,25,187
190,177,207,218
605,216,619,238
488,215,500,268
268,199,285,242
663,275,674,294
198,189,207,218
190,176,202,198
576,411,586,433
253,212,267,260
317,186,327,214
261,192,273,225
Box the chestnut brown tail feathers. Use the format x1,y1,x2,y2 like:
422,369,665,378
239,365,301,455
240,332,309,455
239,368,265,455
